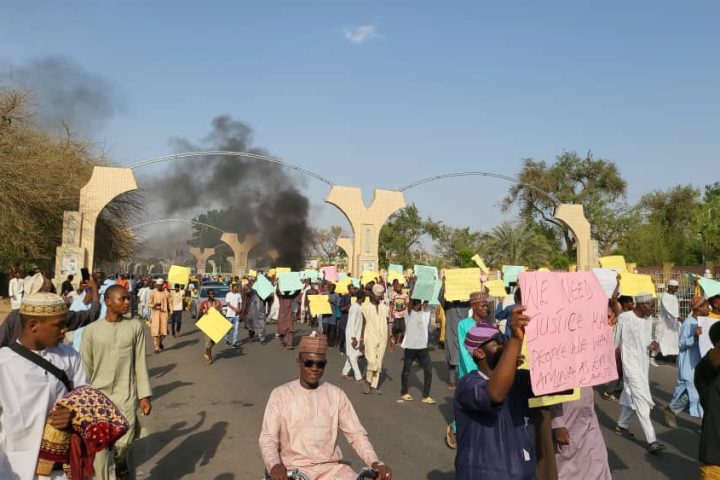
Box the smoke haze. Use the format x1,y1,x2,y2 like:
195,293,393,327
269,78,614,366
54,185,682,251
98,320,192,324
149,115,311,269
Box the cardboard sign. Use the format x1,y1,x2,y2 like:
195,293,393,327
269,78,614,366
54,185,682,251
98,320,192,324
303,270,319,282
361,271,379,286
319,266,339,282
699,317,718,357
599,255,627,272
334,278,353,295
168,265,191,287
252,274,275,300
308,294,333,316
502,265,526,286
414,265,438,282
412,279,436,302
592,268,619,298
471,255,490,274
278,272,303,293
248,269,258,277
275,267,291,275
196,308,233,344
484,279,507,298
444,268,482,302
428,280,443,306
387,270,405,285
699,278,720,299
619,273,656,297
519,271,618,395
389,263,404,274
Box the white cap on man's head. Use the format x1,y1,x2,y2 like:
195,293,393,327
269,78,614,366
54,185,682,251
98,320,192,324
668,279,679,287
155,278,164,285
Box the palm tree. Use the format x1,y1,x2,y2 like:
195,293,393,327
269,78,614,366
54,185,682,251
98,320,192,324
481,221,553,268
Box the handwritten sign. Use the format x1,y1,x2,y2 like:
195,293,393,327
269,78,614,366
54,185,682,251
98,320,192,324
599,255,627,272
414,265,438,282
699,317,718,357
444,268,482,302
307,294,333,316
699,278,720,299
196,308,233,344
278,272,302,293
619,273,656,297
502,265,526,286
592,268,619,298
320,266,339,282
168,265,191,286
484,279,507,298
471,255,490,274
519,271,618,396
252,274,275,300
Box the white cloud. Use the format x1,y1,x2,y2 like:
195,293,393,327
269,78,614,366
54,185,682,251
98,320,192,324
342,25,380,44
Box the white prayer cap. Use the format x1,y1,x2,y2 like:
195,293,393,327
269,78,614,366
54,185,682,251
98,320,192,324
667,280,679,287
634,293,654,303
155,278,164,285
372,284,385,297
20,292,67,316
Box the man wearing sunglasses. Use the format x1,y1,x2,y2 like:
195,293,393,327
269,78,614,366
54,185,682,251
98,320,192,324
454,306,535,479
259,333,393,480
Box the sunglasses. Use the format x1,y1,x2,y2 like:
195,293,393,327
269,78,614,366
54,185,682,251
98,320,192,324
480,332,508,347
303,359,327,369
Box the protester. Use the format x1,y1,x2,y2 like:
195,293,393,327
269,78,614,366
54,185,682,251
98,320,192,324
200,288,223,364
276,286,300,350
614,293,665,453
225,283,242,348
342,290,366,382
60,274,74,298
0,274,100,348
443,285,472,390
80,285,152,479
138,279,151,321
551,387,612,479
389,280,409,352
399,299,435,405
8,268,24,311
337,285,352,355
0,293,88,478
361,284,389,395
249,280,270,344
654,279,681,366
170,283,185,338
694,322,720,478
665,295,708,425
149,278,170,353
454,308,534,479
259,334,393,480
324,283,340,345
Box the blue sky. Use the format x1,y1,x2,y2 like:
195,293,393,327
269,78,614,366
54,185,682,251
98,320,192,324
2,0,719,236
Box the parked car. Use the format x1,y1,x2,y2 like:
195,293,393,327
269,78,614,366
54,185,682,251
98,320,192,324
191,284,231,319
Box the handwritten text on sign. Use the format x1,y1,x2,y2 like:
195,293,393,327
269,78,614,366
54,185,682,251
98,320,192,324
519,271,618,395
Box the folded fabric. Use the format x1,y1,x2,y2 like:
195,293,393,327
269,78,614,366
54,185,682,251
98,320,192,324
37,386,129,479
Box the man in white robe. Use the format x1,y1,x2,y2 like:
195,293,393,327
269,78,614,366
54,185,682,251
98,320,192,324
614,293,665,453
0,293,87,479
655,280,681,360
361,284,389,394
342,290,366,382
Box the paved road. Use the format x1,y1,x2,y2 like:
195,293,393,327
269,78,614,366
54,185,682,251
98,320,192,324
133,312,701,479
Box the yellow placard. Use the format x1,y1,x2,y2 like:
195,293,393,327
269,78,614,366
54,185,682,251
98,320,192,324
387,270,405,285
361,271,379,286
568,264,577,272
275,267,291,274
519,338,529,370
528,389,581,408
537,267,551,272
444,268,482,301
599,255,628,272
626,262,637,273
483,279,507,298
308,295,333,316
195,308,233,344
334,278,352,295
248,269,258,277
471,254,490,275
619,272,657,297
168,265,191,286
267,268,277,277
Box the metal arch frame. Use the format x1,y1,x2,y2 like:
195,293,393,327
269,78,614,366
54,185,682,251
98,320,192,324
398,171,559,206
128,151,335,186
129,219,226,234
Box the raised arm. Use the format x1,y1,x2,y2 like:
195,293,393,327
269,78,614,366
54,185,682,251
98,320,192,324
486,306,527,403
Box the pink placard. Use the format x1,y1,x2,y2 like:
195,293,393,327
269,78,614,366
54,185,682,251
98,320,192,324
519,271,618,395
320,266,339,282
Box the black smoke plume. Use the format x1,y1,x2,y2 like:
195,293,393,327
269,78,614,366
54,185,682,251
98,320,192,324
5,55,124,136
150,115,311,269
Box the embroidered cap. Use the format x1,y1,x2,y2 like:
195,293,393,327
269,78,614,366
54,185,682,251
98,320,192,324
299,333,329,354
20,292,68,317
464,324,500,356
634,292,654,304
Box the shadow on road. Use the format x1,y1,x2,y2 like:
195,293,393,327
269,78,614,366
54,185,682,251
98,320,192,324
152,380,195,400
427,469,456,479
149,363,176,379
133,411,207,467
166,339,199,351
148,421,229,479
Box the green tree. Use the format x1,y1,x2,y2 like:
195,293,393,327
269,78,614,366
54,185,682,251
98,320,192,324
502,151,629,255
425,221,483,268
379,205,427,269
479,221,553,268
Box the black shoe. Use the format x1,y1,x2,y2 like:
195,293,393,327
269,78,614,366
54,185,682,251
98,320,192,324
615,426,635,438
648,442,666,454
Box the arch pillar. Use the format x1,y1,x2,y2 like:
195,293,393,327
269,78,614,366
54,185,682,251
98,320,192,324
325,186,405,275
189,247,215,275
553,204,598,271
336,237,354,273
220,233,260,276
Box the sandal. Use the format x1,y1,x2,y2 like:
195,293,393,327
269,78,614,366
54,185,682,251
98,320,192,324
204,353,213,365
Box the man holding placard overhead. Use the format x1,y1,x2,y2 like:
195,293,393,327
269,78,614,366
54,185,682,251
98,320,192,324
614,293,666,453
